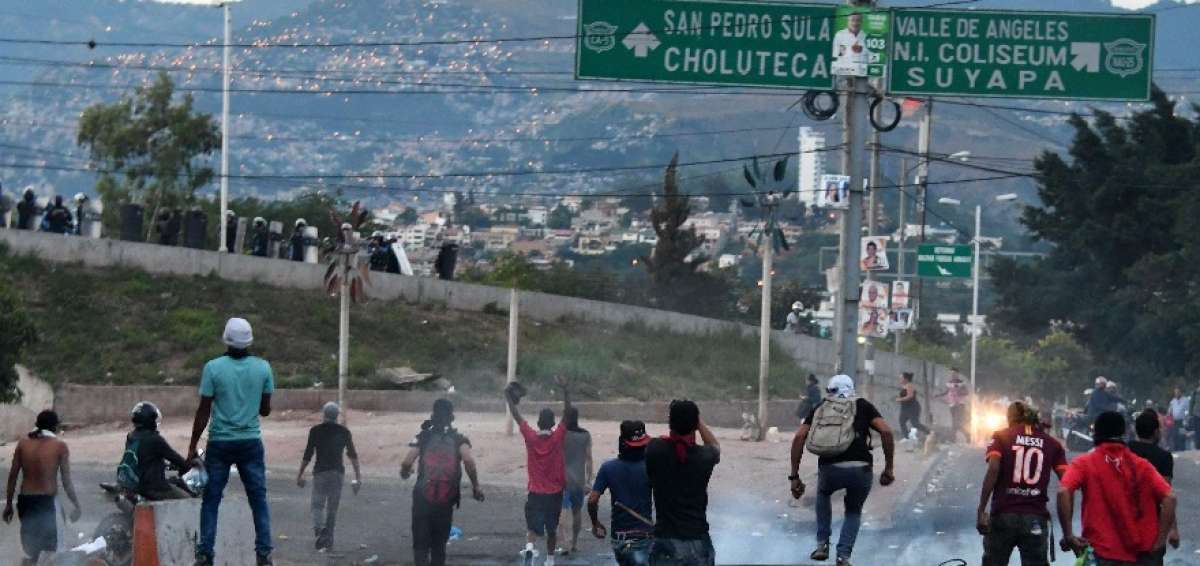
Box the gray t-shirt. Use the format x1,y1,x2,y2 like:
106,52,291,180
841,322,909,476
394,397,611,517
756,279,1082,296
563,430,592,489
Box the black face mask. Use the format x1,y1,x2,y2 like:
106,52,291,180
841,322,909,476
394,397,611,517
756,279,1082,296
618,442,645,461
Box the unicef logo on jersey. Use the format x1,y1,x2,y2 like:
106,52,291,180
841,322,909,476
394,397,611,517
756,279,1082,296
1104,38,1146,78
584,21,618,53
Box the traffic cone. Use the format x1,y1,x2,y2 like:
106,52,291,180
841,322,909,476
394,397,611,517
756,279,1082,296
131,505,160,566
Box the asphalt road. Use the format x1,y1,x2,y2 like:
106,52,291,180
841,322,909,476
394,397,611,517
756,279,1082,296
4,448,1199,565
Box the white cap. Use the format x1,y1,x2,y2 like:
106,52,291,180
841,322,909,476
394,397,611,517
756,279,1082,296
792,301,804,310
222,318,253,349
1095,376,1107,387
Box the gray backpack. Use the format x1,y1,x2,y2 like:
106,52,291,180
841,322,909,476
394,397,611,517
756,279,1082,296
805,396,858,457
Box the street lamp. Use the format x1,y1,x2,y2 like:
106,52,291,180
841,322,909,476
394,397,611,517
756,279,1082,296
155,0,240,251
938,193,1019,443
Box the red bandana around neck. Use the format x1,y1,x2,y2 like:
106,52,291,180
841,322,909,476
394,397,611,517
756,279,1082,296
661,432,696,463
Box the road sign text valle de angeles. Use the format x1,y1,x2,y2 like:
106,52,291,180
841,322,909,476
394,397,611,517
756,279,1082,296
888,9,1154,101
917,244,972,279
576,0,836,89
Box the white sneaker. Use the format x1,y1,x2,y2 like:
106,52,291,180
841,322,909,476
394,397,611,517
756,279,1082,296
544,557,555,566
520,543,538,566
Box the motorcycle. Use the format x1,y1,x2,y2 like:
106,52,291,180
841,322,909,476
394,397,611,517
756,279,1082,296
94,469,201,566
1061,410,1094,452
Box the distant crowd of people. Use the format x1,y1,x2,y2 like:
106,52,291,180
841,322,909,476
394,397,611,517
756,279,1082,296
0,188,94,235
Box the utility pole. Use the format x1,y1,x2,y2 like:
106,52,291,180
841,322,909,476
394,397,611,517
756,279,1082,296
914,101,933,323
969,205,982,445
505,288,519,436
757,225,774,440
835,83,869,377
894,158,908,355
337,252,350,423
217,2,232,252
864,119,881,401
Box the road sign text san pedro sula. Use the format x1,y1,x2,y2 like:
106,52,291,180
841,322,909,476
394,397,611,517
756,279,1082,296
575,0,838,89
888,9,1155,101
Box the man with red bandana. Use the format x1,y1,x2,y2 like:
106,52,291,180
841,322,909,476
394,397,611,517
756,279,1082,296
1057,411,1178,565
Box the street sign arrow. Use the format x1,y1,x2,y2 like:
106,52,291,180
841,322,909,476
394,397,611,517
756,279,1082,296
1070,42,1101,72
622,22,660,58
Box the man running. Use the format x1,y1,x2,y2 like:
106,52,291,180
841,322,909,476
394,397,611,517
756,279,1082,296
187,317,275,566
790,375,895,566
3,411,82,566
645,400,721,566
1129,409,1180,565
401,399,484,566
976,402,1067,566
507,382,570,565
558,405,592,557
1058,411,1178,565
589,420,654,566
296,402,361,551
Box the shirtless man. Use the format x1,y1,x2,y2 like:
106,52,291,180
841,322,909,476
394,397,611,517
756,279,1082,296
3,411,82,565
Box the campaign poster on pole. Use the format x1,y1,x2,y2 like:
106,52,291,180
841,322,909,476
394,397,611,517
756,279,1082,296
892,280,911,309
887,308,914,331
831,6,890,77
859,307,889,338
860,280,889,309
818,174,850,209
860,236,890,272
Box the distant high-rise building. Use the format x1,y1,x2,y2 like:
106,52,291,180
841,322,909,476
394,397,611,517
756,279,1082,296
798,127,827,207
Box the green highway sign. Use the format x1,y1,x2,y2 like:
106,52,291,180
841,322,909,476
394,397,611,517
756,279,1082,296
917,244,973,279
575,0,836,89
888,9,1154,101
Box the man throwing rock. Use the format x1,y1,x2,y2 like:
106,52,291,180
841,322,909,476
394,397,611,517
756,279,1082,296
645,400,721,566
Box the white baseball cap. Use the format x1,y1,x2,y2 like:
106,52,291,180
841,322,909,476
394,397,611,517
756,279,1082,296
222,318,253,349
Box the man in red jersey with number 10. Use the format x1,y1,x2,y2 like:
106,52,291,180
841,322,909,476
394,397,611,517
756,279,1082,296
976,402,1067,566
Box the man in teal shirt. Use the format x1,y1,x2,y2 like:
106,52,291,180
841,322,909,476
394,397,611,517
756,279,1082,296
188,317,275,566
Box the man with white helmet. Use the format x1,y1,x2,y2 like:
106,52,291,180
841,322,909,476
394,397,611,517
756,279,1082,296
288,219,308,262
786,301,807,334
249,217,270,257
121,401,192,501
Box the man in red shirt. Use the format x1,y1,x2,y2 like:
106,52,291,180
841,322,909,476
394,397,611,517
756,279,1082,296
977,402,1067,566
1057,411,1178,565
507,382,570,566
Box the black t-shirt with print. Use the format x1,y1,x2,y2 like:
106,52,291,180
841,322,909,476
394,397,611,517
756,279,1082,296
803,398,883,466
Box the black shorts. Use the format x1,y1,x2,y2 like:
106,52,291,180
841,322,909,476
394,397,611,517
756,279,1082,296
17,494,58,559
524,491,563,536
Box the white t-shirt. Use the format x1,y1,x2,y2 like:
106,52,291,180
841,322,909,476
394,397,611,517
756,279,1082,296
832,28,867,63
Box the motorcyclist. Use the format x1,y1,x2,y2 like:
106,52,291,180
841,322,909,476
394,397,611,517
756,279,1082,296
123,402,192,501
42,195,73,234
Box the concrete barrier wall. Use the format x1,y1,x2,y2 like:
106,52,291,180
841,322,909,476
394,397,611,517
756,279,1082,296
148,497,254,566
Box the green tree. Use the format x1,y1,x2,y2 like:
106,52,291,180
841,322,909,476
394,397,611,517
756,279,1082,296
546,206,573,230
77,72,221,236
0,278,37,402
989,87,1200,392
397,208,419,226
641,153,729,315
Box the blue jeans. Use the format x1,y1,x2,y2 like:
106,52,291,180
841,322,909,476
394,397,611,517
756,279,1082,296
816,464,873,560
649,536,714,566
197,439,272,557
612,535,652,566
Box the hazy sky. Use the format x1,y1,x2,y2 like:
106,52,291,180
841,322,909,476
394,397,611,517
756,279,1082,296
1110,0,1194,8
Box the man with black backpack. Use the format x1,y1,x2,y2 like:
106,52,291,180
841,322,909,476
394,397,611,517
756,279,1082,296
401,399,485,566
119,402,192,501
789,375,895,566
296,402,361,552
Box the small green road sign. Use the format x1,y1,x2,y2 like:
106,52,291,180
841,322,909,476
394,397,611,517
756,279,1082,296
888,9,1154,101
917,244,973,278
575,0,837,89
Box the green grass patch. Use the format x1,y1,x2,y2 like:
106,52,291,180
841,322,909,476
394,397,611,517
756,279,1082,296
1,248,810,400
